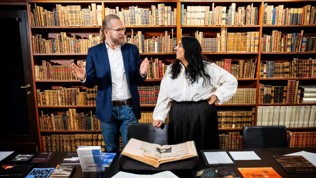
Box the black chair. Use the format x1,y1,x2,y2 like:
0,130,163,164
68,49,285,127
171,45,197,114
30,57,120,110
242,126,288,149
126,123,168,145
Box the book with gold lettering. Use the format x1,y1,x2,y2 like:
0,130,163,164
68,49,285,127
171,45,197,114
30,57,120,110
273,155,316,174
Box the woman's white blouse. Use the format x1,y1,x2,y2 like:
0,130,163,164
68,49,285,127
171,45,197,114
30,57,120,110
153,62,238,122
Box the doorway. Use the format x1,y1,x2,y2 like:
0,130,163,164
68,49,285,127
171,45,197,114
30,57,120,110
0,5,38,152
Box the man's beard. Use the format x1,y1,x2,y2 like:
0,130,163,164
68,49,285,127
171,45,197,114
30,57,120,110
112,35,125,46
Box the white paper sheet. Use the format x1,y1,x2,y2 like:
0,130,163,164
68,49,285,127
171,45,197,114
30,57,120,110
229,151,261,160
203,151,234,164
0,151,14,161
112,170,179,178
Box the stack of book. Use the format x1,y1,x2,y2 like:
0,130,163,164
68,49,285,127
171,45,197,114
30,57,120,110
76,146,104,172
299,85,316,103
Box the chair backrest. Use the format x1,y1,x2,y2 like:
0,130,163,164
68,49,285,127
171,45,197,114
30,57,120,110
242,126,288,149
127,123,168,145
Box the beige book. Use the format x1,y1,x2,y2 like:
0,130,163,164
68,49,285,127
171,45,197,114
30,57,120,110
121,138,198,168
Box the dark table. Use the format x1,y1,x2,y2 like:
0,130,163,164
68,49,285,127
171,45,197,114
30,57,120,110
73,147,316,178
2,147,316,178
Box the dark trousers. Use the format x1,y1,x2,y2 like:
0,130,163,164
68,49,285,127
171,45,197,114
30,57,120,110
168,100,220,150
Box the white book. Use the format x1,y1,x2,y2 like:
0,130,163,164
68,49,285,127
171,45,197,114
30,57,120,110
309,106,316,127
303,105,311,127
298,106,305,128
77,146,104,172
256,106,263,126
299,85,316,93
272,106,280,125
289,106,297,128
294,106,301,128
278,106,286,126
284,106,292,127
267,106,274,126
261,106,268,126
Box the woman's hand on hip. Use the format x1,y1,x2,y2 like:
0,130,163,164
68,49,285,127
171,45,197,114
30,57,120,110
208,95,218,105
152,120,163,128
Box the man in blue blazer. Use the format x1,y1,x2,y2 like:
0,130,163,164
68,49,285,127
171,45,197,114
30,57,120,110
71,14,149,152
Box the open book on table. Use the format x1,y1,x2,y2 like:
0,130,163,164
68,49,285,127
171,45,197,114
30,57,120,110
121,138,198,168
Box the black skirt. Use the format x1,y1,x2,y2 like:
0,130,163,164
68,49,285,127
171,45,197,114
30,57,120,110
168,100,219,150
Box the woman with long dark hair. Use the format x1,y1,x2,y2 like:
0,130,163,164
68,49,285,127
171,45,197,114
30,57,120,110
152,36,238,149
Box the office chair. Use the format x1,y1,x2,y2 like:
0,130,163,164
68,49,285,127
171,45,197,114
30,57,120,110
126,123,169,145
242,126,288,149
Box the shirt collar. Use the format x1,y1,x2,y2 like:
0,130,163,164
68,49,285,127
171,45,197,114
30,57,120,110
105,41,121,50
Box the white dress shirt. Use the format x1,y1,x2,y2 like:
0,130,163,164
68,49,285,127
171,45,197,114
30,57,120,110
153,62,238,122
106,43,131,101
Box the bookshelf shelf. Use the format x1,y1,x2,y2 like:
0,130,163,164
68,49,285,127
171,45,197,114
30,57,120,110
258,103,316,106
262,25,316,28
33,53,88,56
41,130,101,133
35,80,82,82
181,25,260,28
259,78,316,81
26,0,316,151
38,106,96,108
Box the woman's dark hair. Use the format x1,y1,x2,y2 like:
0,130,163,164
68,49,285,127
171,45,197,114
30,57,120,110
170,36,210,86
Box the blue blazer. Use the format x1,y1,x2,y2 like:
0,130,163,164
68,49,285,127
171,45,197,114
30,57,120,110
84,42,146,123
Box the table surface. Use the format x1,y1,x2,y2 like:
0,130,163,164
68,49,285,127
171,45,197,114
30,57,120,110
1,147,316,178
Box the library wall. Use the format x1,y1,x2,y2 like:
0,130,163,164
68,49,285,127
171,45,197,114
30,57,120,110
19,0,316,151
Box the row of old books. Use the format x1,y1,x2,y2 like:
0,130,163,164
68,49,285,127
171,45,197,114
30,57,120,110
263,4,316,25
41,133,105,152
260,58,316,78
258,80,299,104
182,3,258,26
219,132,243,150
215,58,257,79
30,3,103,26
196,29,260,53
257,105,316,128
262,30,316,52
138,85,160,105
34,58,168,81
36,86,97,106
32,31,175,54
126,30,176,53
34,59,83,81
218,110,254,129
106,4,176,26
39,109,100,131
30,3,176,27
31,31,315,55
34,58,315,81
32,32,100,54
225,88,256,104
141,87,256,106
146,58,169,80
289,131,316,147
258,82,316,104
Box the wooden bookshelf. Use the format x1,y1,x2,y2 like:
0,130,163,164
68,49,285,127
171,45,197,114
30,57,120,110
19,0,316,151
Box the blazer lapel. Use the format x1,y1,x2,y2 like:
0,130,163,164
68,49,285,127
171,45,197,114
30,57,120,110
100,43,111,79
121,45,130,82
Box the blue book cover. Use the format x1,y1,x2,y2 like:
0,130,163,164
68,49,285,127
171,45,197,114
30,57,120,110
102,152,116,167
25,167,55,178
